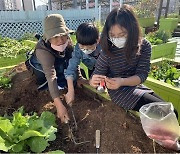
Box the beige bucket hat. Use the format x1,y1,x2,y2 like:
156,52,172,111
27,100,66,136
43,14,74,41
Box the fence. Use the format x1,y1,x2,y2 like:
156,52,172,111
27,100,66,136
0,9,98,39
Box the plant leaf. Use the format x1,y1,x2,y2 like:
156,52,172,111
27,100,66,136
11,141,24,152
42,126,57,141
40,111,56,128
48,150,65,154
28,119,44,131
0,118,13,133
28,137,48,153
0,128,12,142
19,130,45,141
0,136,11,152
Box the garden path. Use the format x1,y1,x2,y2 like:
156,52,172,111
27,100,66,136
170,37,180,61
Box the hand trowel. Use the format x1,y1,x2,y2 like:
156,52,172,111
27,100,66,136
96,130,100,153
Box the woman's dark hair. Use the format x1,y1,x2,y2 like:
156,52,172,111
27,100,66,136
100,4,142,61
76,22,99,45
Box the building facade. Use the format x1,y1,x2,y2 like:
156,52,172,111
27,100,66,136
37,5,48,10
0,0,18,11
22,0,34,10
0,0,34,11
0,1,5,10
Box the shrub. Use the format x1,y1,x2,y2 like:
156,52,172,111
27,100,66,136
134,0,159,18
146,30,171,45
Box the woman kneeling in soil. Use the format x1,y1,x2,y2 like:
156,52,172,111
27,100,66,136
89,5,178,117
26,14,75,123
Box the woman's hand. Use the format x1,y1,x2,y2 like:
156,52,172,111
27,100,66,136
65,90,74,106
105,77,124,90
54,98,69,123
89,74,106,88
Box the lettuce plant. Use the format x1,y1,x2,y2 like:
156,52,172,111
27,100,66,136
0,36,32,58
0,107,58,153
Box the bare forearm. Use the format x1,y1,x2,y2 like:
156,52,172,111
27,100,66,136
121,75,141,86
67,78,74,92
54,97,63,107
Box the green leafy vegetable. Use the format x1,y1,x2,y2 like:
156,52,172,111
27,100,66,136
0,36,32,58
0,76,11,88
149,60,180,87
146,30,171,45
0,107,58,153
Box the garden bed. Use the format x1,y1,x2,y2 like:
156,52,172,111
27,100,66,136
0,37,36,68
137,17,155,28
159,18,179,33
0,63,175,153
151,41,177,60
144,58,180,122
144,77,180,113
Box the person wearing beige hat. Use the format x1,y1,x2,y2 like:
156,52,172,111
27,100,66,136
25,14,76,123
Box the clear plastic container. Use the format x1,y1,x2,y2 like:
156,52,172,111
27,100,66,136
139,102,180,151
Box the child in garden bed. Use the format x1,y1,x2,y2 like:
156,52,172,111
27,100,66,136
64,22,101,104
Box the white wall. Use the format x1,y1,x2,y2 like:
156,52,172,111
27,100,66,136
0,9,98,22
0,9,98,38
37,5,48,11
0,1,5,10
16,0,22,10
23,0,34,11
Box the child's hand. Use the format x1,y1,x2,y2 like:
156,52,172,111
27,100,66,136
65,91,75,106
105,77,124,90
89,74,106,88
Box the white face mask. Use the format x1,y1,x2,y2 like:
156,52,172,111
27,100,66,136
51,40,68,52
110,37,126,49
81,49,94,54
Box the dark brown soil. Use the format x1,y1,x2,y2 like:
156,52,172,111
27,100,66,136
0,63,175,153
